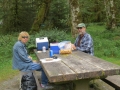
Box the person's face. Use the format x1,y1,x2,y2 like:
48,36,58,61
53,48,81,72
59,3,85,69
21,36,29,44
77,27,86,35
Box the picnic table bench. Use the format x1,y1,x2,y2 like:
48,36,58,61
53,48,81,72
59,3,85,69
101,75,120,90
34,49,120,90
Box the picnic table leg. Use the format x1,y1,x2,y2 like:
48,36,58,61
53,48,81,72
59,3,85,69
73,79,91,90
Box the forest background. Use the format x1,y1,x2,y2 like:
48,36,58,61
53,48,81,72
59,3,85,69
0,0,120,82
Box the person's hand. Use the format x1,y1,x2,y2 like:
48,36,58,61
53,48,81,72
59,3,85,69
71,44,76,50
33,60,38,63
28,56,32,60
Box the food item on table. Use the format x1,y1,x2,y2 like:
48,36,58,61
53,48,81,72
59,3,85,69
46,58,53,61
59,49,72,54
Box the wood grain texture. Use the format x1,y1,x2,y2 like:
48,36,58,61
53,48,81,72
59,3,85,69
101,75,120,89
34,49,120,83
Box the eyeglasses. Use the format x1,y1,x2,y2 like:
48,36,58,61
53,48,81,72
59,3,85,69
22,36,28,39
77,27,83,29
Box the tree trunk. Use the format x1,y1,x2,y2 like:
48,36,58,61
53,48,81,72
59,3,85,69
69,0,80,37
104,0,116,30
30,0,51,33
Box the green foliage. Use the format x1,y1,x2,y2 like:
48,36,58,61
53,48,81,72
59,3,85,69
27,28,74,53
1,0,120,34
79,0,105,23
0,33,18,82
1,0,37,34
45,0,70,30
0,34,17,58
88,24,120,59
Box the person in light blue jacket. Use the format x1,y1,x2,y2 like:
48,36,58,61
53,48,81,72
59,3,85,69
12,31,53,89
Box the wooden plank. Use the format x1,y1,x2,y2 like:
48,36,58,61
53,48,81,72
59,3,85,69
34,49,120,83
74,51,120,69
73,51,120,76
40,61,76,83
59,54,103,79
101,75,120,90
33,71,41,90
34,50,77,82
34,50,49,59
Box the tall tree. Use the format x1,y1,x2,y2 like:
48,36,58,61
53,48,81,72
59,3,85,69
30,0,52,33
69,0,80,37
1,0,36,34
1,0,12,34
48,0,70,29
104,0,116,30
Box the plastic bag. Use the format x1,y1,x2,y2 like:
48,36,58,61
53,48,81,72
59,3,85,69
20,72,37,90
58,41,71,49
58,41,72,54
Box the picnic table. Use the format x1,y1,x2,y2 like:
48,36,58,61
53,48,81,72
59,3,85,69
34,49,120,90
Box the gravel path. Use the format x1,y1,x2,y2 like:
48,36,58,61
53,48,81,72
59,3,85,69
0,74,20,90
0,72,114,90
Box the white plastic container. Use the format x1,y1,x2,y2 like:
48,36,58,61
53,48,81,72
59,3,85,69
36,37,49,50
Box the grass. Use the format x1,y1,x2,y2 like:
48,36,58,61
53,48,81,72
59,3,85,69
102,57,120,65
87,24,120,61
0,60,19,82
0,24,120,82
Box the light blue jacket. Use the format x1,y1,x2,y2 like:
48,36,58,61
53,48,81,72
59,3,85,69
12,41,33,71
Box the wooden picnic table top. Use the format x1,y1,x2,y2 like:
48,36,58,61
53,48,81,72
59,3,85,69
34,49,120,83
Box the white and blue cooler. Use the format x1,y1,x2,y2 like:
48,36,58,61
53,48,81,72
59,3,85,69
36,37,49,51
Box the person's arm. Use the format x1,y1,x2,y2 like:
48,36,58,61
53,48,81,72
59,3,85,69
17,45,32,63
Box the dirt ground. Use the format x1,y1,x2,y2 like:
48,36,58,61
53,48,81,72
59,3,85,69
0,71,115,90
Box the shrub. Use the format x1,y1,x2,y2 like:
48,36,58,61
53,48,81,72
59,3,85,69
27,28,74,53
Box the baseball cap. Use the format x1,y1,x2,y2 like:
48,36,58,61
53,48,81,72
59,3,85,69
76,23,86,28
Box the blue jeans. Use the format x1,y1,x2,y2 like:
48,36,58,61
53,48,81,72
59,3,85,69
31,63,48,85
